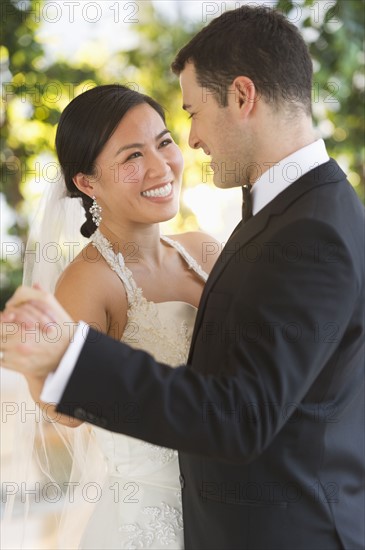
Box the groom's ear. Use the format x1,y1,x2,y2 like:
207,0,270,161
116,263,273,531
231,76,257,117
73,172,94,197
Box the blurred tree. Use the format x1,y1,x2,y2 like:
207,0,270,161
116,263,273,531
1,0,102,303
1,0,364,308
277,0,364,199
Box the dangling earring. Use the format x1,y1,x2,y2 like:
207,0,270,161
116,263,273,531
89,196,102,226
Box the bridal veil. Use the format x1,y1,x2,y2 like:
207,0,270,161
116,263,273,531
2,175,106,549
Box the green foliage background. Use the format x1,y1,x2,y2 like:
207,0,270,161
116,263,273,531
1,0,364,308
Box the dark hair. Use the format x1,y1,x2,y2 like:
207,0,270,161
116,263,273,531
55,84,165,237
171,6,313,115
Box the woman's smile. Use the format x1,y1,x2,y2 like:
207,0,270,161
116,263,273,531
141,181,173,200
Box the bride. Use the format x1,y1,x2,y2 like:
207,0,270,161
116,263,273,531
18,84,220,549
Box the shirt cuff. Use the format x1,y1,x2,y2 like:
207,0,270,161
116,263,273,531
40,321,89,404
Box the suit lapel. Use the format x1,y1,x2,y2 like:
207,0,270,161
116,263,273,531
188,209,270,358
188,160,346,360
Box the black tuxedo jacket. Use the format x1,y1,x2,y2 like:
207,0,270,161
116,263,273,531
58,160,365,549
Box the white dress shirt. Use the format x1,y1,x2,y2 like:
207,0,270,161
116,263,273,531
252,138,329,215
41,139,330,404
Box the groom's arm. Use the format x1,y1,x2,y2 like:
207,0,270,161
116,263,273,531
57,218,362,462
40,321,89,403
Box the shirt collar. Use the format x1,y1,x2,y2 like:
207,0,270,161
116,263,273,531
251,139,330,215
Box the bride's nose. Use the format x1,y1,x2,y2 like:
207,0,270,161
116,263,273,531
146,151,170,178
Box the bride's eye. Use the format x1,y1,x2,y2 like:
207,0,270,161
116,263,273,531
126,151,142,161
159,138,173,148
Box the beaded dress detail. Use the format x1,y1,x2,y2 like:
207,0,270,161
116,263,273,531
79,229,208,550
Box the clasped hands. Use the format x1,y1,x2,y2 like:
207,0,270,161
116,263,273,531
0,286,74,379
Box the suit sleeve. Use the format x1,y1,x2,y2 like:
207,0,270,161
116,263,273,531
57,219,361,463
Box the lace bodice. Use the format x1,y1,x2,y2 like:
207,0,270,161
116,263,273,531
79,229,208,550
90,229,207,365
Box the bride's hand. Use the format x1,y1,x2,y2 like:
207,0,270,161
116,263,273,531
4,284,66,318
0,285,74,378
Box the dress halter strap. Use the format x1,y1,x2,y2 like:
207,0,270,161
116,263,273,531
90,229,138,305
160,235,208,283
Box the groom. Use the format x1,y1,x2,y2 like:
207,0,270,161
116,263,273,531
2,6,364,550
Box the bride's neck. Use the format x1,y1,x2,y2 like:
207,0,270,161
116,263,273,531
98,221,165,266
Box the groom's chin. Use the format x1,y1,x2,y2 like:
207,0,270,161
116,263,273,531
209,166,242,189
213,176,242,190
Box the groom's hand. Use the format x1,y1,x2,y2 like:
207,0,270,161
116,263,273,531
0,286,74,378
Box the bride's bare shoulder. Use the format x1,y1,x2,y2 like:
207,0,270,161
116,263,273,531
167,231,222,274
54,242,128,332
55,241,126,311
56,242,108,286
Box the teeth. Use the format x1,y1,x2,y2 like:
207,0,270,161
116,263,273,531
142,182,172,198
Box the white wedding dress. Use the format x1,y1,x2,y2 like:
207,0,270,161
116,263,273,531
79,229,208,550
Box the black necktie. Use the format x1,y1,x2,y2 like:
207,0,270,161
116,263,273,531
242,183,252,222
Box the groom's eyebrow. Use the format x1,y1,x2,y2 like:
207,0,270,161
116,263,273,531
115,129,170,157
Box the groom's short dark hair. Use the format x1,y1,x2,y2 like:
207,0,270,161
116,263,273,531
171,6,313,115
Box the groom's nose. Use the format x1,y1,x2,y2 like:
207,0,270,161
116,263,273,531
188,125,200,150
